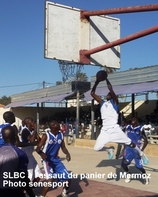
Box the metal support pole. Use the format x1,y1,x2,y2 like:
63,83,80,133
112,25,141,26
76,90,80,138
37,103,39,133
41,81,46,108
132,94,135,118
81,4,158,18
79,4,158,64
91,99,95,139
82,26,158,57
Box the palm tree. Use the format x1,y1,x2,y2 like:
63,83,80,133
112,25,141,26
75,72,88,81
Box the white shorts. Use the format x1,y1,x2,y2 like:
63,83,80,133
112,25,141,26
94,124,131,151
27,157,41,181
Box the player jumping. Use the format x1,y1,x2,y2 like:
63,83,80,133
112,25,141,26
90,74,148,165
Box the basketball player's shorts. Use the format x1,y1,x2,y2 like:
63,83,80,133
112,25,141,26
27,156,41,181
94,124,131,151
121,147,143,169
43,158,70,182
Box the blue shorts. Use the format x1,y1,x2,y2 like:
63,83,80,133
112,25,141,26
43,158,70,182
122,147,143,169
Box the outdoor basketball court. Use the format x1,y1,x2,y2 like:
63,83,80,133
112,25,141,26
41,2,158,197
35,179,157,197
33,145,158,197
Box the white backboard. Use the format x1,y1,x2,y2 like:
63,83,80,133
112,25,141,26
45,1,120,68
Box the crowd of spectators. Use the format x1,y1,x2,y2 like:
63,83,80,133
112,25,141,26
38,101,158,139
38,106,102,139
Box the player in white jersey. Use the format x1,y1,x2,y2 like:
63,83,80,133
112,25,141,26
36,120,71,197
91,77,148,165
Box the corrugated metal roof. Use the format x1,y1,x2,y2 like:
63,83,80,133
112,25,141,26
10,65,158,104
5,92,76,108
11,81,90,103
91,65,158,87
84,80,158,101
11,83,72,102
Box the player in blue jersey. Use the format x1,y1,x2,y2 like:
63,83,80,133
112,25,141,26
0,125,36,197
0,111,37,148
36,120,71,197
91,77,148,164
0,111,16,147
21,117,41,183
121,117,149,184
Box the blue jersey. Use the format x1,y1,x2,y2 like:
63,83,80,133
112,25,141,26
126,125,143,148
123,125,144,169
42,131,70,181
43,130,63,163
0,123,11,147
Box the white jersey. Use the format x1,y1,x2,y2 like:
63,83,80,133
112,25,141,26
94,99,131,151
101,99,119,127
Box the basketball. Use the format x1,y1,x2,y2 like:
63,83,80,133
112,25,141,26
96,70,108,81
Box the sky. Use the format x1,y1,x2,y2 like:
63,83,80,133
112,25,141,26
0,0,158,98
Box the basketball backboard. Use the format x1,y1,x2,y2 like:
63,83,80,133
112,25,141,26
44,1,120,68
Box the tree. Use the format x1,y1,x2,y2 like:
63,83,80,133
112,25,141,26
75,72,88,82
0,96,11,105
56,81,63,85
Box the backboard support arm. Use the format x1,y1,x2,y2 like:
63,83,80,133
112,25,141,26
80,4,158,19
79,25,158,64
79,4,158,65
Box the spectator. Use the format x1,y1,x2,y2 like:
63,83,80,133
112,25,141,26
143,122,154,137
60,121,66,134
0,126,35,197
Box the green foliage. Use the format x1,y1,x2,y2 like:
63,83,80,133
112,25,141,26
75,72,88,82
56,81,63,85
0,96,11,105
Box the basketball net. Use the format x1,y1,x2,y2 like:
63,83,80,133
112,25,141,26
58,60,84,83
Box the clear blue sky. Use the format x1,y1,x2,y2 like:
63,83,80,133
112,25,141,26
0,0,158,98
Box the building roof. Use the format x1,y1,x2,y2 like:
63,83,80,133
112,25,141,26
4,65,158,108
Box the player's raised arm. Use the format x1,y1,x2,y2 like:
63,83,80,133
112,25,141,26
106,78,118,105
91,70,108,104
90,80,103,104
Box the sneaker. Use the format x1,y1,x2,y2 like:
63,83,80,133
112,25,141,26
142,175,149,185
107,149,114,160
125,173,131,183
61,189,70,197
141,153,149,165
